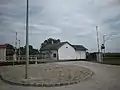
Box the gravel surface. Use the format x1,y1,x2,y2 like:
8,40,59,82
0,61,120,90
0,63,92,86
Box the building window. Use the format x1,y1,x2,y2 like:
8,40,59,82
53,53,56,57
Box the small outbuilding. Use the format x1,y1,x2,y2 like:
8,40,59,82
40,42,87,60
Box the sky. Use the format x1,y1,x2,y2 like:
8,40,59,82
0,0,120,52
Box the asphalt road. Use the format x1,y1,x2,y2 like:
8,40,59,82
0,61,120,90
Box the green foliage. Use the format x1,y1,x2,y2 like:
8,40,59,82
5,44,39,56
18,45,39,55
5,44,15,56
41,38,61,48
105,53,120,57
103,53,120,65
103,59,120,65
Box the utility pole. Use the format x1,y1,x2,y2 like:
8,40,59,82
102,34,114,55
18,40,20,60
15,32,18,61
96,26,100,53
103,35,105,55
96,26,101,63
25,0,29,79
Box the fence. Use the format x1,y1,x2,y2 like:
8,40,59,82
0,54,56,62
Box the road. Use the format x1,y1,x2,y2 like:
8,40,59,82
0,61,120,90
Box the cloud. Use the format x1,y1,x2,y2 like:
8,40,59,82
29,24,62,35
0,0,120,52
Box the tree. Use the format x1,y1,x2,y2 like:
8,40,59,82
5,44,39,56
18,45,39,55
18,47,25,55
5,44,15,56
41,38,61,48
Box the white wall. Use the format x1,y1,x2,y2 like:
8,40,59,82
75,51,81,59
81,51,86,59
0,48,6,61
58,43,76,60
75,51,86,59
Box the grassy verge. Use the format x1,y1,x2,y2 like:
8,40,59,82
103,59,120,65
103,53,120,65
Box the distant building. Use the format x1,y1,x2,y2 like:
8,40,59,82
0,44,6,61
40,42,87,60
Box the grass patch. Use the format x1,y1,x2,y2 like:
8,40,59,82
105,53,120,57
103,59,120,65
103,57,120,60
103,53,120,65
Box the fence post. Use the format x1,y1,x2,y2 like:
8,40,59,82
35,56,37,64
13,55,15,66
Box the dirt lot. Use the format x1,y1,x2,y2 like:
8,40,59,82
0,61,120,90
0,63,92,86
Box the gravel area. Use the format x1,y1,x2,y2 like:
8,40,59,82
0,61,120,90
0,63,92,86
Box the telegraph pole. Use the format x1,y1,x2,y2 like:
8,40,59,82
103,35,106,55
102,34,114,55
15,32,18,61
18,40,20,60
96,26,100,53
96,26,101,62
25,0,29,79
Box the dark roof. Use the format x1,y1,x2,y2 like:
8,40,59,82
0,44,6,48
72,45,88,51
40,42,68,51
40,42,87,51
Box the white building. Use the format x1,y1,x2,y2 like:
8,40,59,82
40,42,87,60
0,45,6,61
